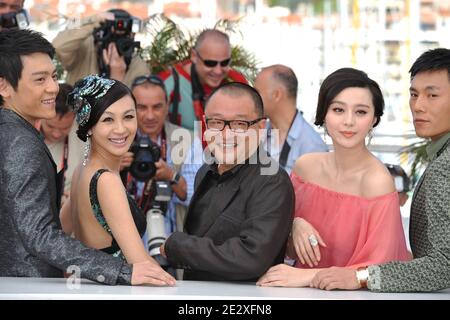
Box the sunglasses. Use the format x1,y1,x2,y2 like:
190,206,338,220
132,75,166,92
194,49,231,68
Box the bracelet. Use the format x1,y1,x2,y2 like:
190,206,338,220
356,267,369,288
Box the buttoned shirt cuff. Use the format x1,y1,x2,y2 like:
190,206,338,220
116,263,133,285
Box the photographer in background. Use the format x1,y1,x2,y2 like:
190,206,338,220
121,75,202,276
385,163,411,207
52,8,148,88
39,83,83,208
0,0,29,30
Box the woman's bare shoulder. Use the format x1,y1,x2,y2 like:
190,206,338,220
293,152,328,178
361,161,396,198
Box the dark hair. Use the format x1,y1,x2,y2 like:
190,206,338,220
269,65,298,101
0,28,55,106
107,8,131,19
72,78,135,142
131,74,168,102
409,48,450,81
194,29,230,50
206,82,264,118
315,68,384,128
55,83,74,117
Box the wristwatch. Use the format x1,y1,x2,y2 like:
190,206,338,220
356,267,369,288
170,172,181,185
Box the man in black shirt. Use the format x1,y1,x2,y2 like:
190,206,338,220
160,82,294,281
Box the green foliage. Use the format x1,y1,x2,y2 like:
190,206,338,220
140,14,259,82
400,138,429,186
54,57,67,82
140,14,193,74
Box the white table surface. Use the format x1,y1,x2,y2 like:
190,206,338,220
0,277,449,300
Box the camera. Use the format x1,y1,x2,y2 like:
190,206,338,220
129,136,161,181
0,9,29,29
146,181,173,267
93,17,141,57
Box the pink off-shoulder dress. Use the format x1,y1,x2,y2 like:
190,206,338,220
291,173,411,269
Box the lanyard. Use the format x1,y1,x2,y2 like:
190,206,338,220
268,110,298,168
61,136,69,171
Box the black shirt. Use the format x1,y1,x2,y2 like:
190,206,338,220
165,151,295,281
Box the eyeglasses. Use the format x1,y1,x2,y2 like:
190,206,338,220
205,118,265,133
194,49,231,68
132,75,166,93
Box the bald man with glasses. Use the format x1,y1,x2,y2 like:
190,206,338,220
158,29,248,132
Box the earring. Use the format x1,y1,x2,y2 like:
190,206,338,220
367,129,373,147
82,135,91,166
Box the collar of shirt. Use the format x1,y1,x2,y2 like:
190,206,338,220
285,111,304,146
265,111,303,153
205,145,265,180
426,131,450,160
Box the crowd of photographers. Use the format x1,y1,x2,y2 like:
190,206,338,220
1,1,425,286
1,2,208,277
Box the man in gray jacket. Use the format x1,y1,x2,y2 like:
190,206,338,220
0,28,175,287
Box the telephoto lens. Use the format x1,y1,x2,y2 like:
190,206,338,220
146,207,169,266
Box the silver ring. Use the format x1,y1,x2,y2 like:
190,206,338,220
308,234,318,247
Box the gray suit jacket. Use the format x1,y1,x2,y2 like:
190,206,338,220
0,109,126,284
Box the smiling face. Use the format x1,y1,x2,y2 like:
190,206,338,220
0,52,59,124
324,87,376,149
191,39,232,89
409,69,450,141
90,95,137,158
204,91,265,169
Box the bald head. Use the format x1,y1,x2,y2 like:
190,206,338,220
194,29,230,50
262,64,298,101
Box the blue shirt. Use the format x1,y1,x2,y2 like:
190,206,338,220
264,111,328,174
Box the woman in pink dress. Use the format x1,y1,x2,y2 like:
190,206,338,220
257,68,411,287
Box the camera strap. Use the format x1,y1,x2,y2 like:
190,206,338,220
169,67,180,125
61,136,69,172
191,63,206,121
268,110,297,168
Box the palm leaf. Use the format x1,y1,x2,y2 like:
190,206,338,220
141,14,259,81
400,138,429,186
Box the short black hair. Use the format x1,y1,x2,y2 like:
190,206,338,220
0,28,55,106
409,48,450,81
206,82,264,118
55,83,74,117
315,68,384,128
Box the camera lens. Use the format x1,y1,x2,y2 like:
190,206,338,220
138,162,149,171
129,136,161,181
